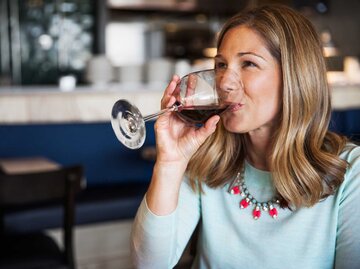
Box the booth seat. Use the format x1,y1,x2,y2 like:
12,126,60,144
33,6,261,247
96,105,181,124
0,121,155,232
330,109,360,142
0,108,359,233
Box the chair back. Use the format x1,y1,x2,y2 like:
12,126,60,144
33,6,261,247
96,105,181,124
0,166,83,206
0,165,84,269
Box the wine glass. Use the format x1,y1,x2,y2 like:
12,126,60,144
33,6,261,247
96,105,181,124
111,69,230,149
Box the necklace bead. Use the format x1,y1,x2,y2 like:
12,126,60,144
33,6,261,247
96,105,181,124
228,171,280,220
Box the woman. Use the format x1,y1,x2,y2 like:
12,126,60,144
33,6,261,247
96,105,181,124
131,5,360,269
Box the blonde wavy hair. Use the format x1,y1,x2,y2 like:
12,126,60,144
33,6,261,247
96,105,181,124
187,5,348,208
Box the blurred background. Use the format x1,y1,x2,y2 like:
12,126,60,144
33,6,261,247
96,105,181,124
0,1,359,269
0,0,359,87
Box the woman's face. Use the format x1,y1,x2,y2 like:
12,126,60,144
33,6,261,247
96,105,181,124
215,26,282,135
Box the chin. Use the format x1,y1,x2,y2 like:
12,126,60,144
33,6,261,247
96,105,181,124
222,118,249,134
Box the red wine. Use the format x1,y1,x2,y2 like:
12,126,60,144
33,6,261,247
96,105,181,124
176,105,228,124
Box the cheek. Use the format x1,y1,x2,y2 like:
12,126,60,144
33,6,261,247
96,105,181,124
255,85,282,118
249,71,282,106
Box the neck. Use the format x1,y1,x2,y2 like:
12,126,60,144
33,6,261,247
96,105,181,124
245,129,274,171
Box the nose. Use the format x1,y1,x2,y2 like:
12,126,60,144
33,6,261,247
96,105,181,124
217,69,243,94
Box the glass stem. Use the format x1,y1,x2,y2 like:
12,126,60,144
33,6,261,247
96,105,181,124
143,104,180,122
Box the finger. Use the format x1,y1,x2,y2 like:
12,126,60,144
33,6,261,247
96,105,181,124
195,115,220,142
166,95,177,108
184,74,197,106
165,75,180,95
161,75,180,109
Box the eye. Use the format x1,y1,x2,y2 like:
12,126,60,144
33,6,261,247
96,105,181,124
215,61,227,70
242,61,257,68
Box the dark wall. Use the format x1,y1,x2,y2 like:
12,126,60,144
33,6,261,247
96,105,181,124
308,0,360,57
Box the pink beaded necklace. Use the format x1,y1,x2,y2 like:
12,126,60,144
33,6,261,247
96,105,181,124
228,170,280,220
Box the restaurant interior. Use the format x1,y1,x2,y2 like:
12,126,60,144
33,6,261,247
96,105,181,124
0,0,359,268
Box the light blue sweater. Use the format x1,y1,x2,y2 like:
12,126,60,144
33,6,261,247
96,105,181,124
131,144,360,269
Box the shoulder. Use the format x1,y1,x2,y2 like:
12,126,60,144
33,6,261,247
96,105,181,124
338,143,360,198
340,143,360,171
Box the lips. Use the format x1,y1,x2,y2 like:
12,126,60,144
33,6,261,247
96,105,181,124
228,103,244,112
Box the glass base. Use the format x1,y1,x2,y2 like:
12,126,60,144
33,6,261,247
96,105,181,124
111,100,146,149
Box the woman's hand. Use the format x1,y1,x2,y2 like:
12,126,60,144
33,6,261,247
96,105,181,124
146,75,220,215
154,75,220,165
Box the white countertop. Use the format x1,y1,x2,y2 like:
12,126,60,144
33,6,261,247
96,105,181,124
0,83,359,124
0,84,164,124
331,84,360,110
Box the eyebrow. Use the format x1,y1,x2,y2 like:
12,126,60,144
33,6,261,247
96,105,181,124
215,52,266,61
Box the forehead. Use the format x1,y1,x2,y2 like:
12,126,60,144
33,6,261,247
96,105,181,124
218,26,271,56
